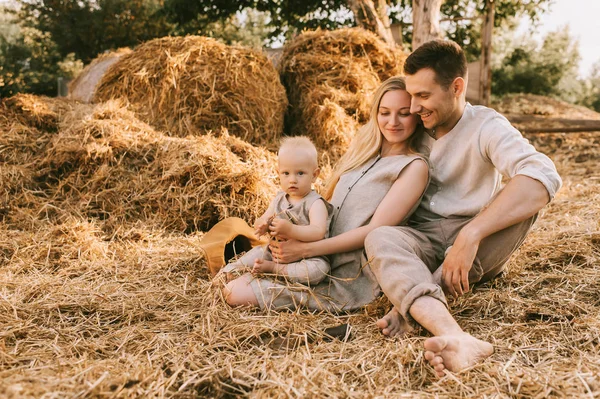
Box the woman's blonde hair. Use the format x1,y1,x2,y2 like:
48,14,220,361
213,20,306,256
322,76,423,200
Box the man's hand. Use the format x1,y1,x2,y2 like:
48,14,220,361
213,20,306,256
269,218,293,238
269,238,306,263
441,230,481,298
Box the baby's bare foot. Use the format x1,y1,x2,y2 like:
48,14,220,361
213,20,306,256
376,307,414,337
424,334,493,377
252,258,277,275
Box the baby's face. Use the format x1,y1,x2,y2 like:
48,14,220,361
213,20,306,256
278,151,317,199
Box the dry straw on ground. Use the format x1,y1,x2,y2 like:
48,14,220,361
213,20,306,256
1,99,599,395
69,48,132,103
94,36,287,147
279,28,406,162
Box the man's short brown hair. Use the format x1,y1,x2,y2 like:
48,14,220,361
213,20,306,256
404,40,467,90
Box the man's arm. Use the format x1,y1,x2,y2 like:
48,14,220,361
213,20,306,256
442,175,550,297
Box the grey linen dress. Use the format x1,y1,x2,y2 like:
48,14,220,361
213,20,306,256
249,154,427,312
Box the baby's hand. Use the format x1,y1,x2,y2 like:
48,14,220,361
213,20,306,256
252,258,276,275
254,218,270,238
269,218,292,237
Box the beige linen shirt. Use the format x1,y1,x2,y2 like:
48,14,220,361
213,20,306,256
412,103,562,223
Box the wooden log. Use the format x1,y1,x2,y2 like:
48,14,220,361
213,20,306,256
520,126,600,134
505,114,600,133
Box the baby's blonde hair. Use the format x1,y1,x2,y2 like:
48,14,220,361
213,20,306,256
278,136,319,168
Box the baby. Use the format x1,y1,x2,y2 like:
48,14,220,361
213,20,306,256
220,136,333,285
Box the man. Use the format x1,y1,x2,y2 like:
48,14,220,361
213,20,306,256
365,39,562,376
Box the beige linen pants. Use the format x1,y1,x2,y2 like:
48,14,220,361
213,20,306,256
221,245,330,285
364,215,536,323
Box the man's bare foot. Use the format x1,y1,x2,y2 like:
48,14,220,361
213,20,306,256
376,307,414,337
424,334,493,377
252,258,277,275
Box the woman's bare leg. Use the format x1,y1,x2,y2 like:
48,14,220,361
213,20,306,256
222,273,260,307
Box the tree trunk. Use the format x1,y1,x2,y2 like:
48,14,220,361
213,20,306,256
348,0,396,47
411,0,443,50
479,0,495,106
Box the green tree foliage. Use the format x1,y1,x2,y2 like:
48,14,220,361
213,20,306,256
162,0,551,53
170,8,275,48
0,23,82,97
162,0,352,44
18,0,173,63
492,26,581,99
1,0,172,96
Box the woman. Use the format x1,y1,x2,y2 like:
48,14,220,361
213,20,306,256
223,76,429,312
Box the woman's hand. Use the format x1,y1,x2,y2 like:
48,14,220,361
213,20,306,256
269,238,308,263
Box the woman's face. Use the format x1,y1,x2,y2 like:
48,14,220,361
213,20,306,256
376,89,418,147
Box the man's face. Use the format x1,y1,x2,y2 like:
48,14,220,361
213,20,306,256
405,68,461,135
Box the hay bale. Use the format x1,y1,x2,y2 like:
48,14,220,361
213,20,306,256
68,48,132,103
279,28,406,161
40,100,278,233
94,36,287,147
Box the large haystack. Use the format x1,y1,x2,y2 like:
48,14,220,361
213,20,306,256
38,100,278,234
68,48,132,103
279,28,406,162
94,36,287,147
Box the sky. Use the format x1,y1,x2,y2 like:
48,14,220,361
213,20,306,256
520,0,600,77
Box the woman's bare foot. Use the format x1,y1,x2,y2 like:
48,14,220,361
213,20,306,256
376,307,414,337
424,334,493,377
252,258,277,275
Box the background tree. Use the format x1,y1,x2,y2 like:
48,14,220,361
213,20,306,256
18,0,173,63
162,0,353,45
0,23,82,97
348,0,395,45
579,61,600,112
162,0,552,55
193,9,275,49
492,26,581,99
411,0,443,49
